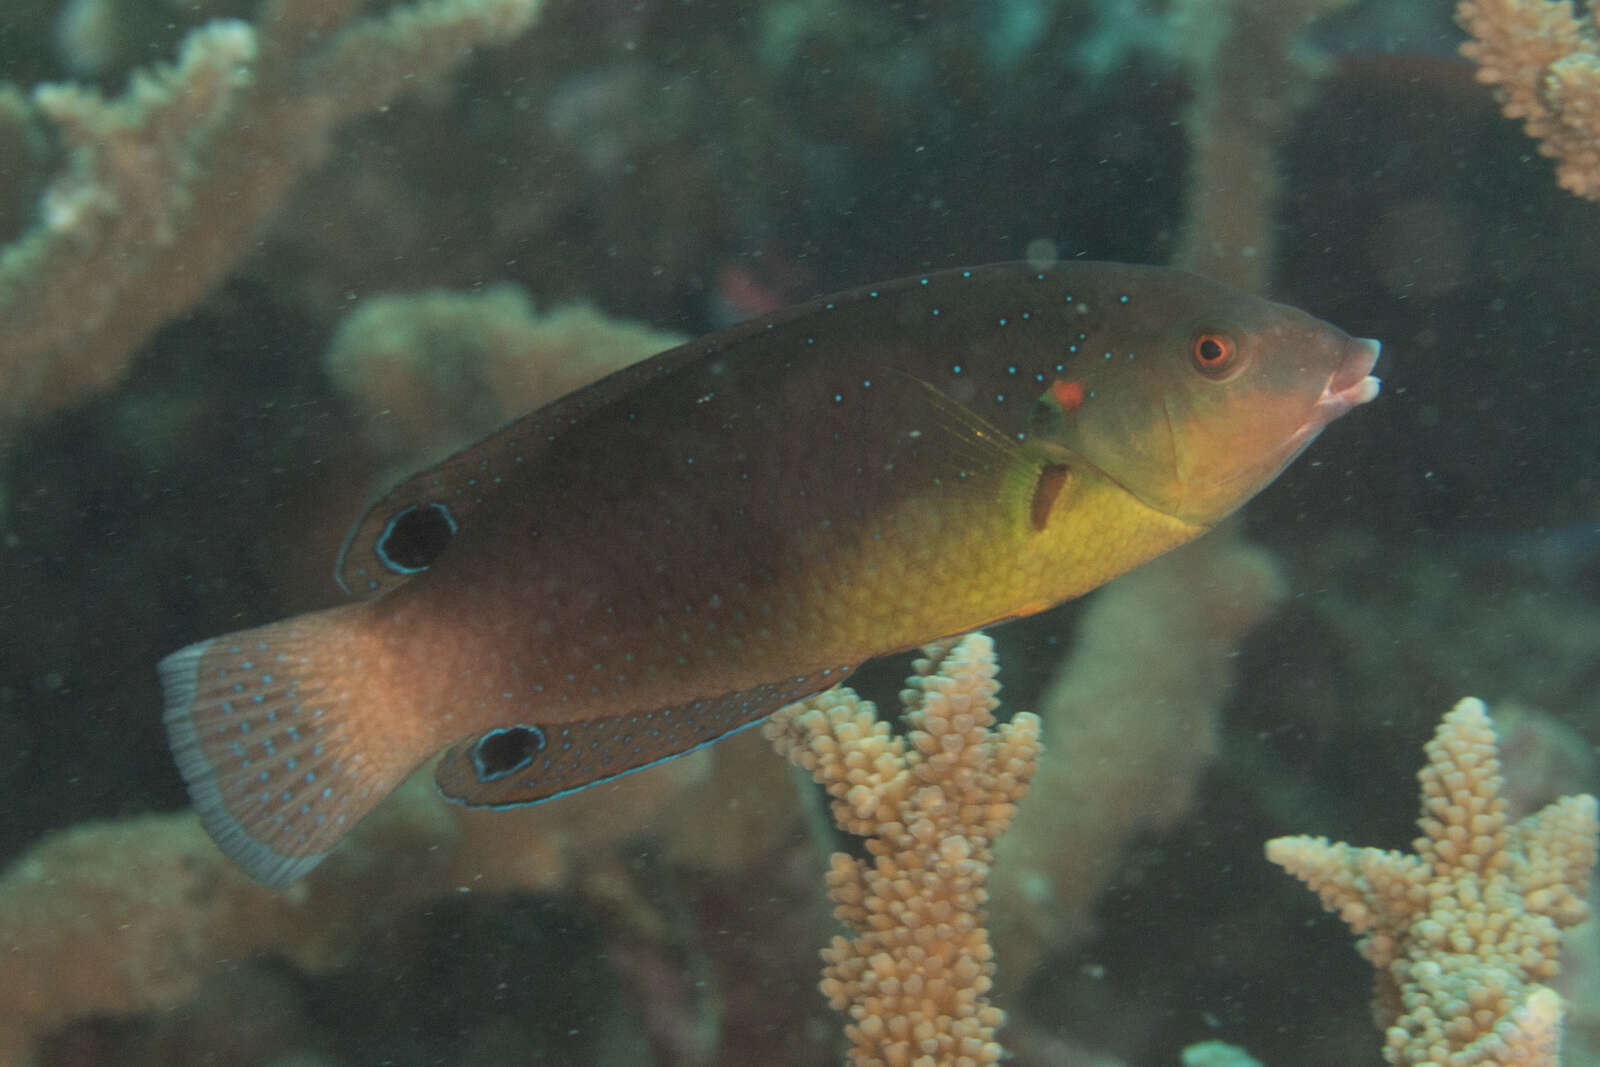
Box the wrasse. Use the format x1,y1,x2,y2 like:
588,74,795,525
160,262,1380,887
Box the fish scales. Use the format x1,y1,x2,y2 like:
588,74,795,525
401,273,1181,699
159,262,1381,886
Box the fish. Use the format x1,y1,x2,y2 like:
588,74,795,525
159,262,1381,887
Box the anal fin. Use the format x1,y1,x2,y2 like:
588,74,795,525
434,670,853,808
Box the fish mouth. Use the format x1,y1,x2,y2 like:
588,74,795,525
1315,337,1382,422
1254,337,1383,493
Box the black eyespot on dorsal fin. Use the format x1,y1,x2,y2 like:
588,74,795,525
333,332,710,599
375,502,457,574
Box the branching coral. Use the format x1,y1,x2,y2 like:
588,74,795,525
1457,0,1600,200
988,528,1286,980
764,633,1041,1067
0,0,544,438
324,284,684,462
1268,697,1599,1066
0,754,710,1067
1168,0,1355,290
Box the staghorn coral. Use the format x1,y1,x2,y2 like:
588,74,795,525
0,751,710,1067
0,0,544,439
1168,0,1355,291
1457,0,1600,200
1268,697,1599,1067
764,633,1041,1067
988,527,1286,982
323,284,685,463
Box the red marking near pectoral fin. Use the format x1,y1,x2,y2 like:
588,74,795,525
1049,378,1085,412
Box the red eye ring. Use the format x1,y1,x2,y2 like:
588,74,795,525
1191,331,1236,376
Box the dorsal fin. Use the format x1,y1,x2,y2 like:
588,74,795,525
334,270,1061,599
335,340,699,597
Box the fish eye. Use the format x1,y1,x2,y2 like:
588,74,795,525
1190,331,1239,379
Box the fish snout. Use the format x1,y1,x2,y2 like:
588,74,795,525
1317,337,1382,419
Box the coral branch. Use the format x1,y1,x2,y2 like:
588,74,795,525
0,0,544,437
1457,0,1600,199
1268,697,1599,1066
0,756,709,1067
765,633,1041,1067
1169,0,1355,290
324,284,685,462
989,529,1286,979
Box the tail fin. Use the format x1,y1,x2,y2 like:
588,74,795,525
158,605,422,888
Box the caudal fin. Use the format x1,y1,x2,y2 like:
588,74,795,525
159,605,422,888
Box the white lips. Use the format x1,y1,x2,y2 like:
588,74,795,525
1316,337,1382,419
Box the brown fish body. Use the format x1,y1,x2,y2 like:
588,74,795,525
360,277,1208,723
160,262,1380,885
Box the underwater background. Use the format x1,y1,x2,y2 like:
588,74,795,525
1,0,1597,1064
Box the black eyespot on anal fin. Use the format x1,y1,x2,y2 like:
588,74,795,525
472,725,547,782
1030,463,1070,531
376,502,458,574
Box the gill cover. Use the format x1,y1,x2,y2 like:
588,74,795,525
1033,276,1380,528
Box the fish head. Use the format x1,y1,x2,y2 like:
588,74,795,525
1035,272,1381,527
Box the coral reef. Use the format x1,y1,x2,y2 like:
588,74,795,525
765,634,1040,1067
1169,0,1355,289
324,284,684,462
989,528,1286,980
1268,698,1599,1066
1,0,1597,1064
1457,0,1600,199
0,752,709,1067
0,0,544,438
